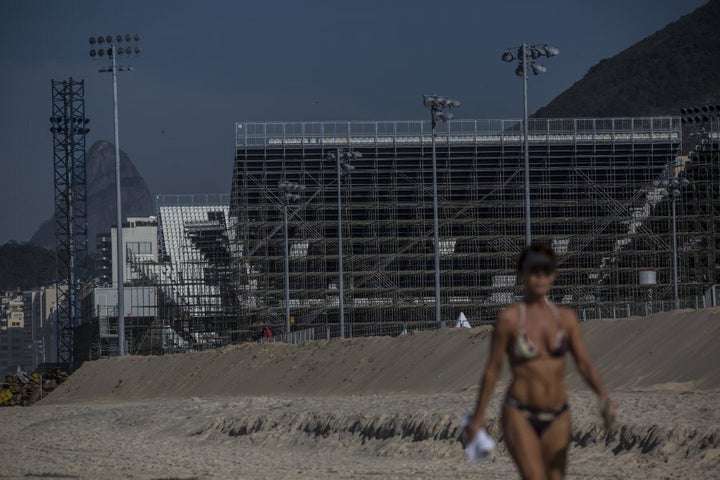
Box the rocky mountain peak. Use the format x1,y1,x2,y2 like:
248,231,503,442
30,140,154,251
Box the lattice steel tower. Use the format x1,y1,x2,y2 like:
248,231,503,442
50,78,89,365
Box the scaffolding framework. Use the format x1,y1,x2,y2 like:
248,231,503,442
51,78,88,364
681,119,720,295
230,117,719,337
119,194,241,350
77,286,160,360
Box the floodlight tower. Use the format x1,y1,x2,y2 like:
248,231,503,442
501,43,559,245
654,169,690,310
422,94,461,328
279,181,305,334
327,147,361,338
88,34,141,355
49,79,90,366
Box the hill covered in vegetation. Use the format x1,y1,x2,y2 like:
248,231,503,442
534,0,720,118
0,242,56,291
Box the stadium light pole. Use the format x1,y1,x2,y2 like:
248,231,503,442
326,147,360,338
89,33,141,356
279,181,305,334
422,95,461,329
654,170,690,310
501,43,558,245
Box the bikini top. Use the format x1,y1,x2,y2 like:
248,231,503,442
512,298,569,361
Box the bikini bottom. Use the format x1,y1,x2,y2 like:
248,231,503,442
505,394,569,436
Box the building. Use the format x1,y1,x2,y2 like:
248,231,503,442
77,286,158,360
230,117,719,336
110,216,160,286
78,202,236,359
95,232,113,286
78,217,159,361
22,285,59,368
13,285,64,371
0,292,32,375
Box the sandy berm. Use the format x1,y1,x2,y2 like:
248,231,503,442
1,308,718,479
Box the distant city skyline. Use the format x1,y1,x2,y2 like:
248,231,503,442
0,0,708,245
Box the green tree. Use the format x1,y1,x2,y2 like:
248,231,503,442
0,241,57,291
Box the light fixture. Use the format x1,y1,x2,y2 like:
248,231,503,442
655,167,690,310
532,63,547,75
680,105,720,124
422,94,460,329
543,44,559,56
326,148,361,338
500,42,559,246
88,32,142,356
279,180,305,334
433,111,453,123
50,115,89,135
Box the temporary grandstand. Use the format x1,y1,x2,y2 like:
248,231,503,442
230,117,720,337
125,194,239,349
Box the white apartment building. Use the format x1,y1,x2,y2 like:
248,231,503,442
110,216,159,286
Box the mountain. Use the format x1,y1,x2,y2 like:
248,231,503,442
534,0,720,118
30,140,155,251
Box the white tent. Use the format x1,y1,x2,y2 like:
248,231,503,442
455,311,471,328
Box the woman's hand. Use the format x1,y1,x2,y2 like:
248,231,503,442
464,414,485,445
600,395,617,430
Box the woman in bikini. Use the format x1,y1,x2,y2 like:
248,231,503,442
465,243,616,480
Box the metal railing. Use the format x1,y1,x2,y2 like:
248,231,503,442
236,117,681,147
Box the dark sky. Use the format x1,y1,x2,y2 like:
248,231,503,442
0,0,707,245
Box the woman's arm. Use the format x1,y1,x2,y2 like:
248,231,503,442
466,308,512,437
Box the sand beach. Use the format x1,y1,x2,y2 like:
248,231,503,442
1,308,718,479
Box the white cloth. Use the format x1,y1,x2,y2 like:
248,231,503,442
460,414,496,462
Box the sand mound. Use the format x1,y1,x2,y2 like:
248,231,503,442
44,307,720,404
4,308,718,479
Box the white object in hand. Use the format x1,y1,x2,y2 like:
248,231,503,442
460,414,496,462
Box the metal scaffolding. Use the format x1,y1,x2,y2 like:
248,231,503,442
50,78,89,365
680,120,720,300
120,194,241,350
230,117,719,337
77,286,158,360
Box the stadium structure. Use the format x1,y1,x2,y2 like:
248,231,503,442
77,194,238,360
230,117,720,337
130,194,238,348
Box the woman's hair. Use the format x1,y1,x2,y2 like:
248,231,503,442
516,242,557,273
